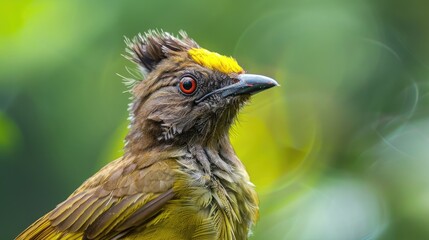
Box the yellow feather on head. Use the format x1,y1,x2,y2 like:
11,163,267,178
188,48,244,74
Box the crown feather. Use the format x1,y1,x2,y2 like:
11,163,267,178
125,30,199,73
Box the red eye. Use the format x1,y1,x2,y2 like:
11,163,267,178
179,76,197,95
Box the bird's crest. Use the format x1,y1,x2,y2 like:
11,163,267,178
188,48,244,74
125,30,199,73
125,30,244,76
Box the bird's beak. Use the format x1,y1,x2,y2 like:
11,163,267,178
220,74,279,98
195,74,279,103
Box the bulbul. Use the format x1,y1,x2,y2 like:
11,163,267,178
17,30,278,240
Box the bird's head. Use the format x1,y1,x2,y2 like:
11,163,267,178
124,31,278,151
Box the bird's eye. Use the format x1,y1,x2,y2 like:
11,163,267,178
179,76,197,95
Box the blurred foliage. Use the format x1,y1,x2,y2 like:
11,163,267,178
1,0,429,239
0,111,20,156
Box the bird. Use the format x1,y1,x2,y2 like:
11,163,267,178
16,30,278,240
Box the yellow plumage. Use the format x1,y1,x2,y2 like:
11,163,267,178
188,48,244,74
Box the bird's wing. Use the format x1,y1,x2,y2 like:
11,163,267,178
16,156,178,240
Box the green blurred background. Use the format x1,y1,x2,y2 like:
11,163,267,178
2,0,429,239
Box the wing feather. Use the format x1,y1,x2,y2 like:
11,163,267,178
68,196,109,232
57,195,99,230
84,193,145,238
16,157,178,240
118,189,174,231
51,193,93,226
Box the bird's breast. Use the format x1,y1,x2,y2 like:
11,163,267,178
171,147,259,240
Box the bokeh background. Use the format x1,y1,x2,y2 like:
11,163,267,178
2,0,429,239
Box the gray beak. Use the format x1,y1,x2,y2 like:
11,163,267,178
196,74,279,103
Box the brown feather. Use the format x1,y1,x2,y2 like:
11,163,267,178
117,188,174,231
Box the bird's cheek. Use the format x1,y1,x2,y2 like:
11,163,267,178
227,95,249,107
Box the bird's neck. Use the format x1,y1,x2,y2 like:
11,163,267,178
124,108,236,157
186,134,242,175
124,119,235,161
